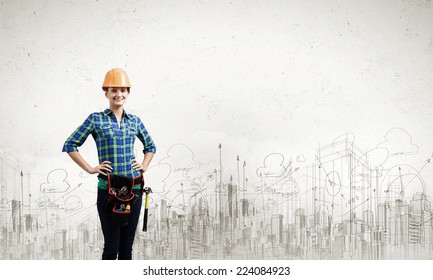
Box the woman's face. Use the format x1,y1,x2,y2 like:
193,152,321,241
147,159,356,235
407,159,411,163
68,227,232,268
106,87,130,108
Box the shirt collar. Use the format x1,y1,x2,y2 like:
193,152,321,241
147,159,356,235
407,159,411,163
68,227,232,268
102,108,132,120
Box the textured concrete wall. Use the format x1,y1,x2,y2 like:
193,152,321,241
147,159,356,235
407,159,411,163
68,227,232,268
1,0,432,174
0,0,433,260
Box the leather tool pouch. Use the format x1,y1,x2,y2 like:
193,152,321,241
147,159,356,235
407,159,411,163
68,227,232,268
105,174,142,227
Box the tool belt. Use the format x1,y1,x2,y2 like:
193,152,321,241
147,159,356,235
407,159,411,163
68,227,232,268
98,173,144,187
101,173,144,227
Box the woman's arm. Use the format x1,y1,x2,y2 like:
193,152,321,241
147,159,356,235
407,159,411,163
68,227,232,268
67,151,112,175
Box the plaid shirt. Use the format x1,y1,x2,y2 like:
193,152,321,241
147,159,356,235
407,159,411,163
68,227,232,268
62,108,156,178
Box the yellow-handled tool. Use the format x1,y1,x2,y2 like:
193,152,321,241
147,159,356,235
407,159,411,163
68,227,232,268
142,187,152,232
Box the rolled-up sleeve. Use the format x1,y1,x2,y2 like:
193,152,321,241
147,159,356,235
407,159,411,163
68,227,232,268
136,117,156,154
62,114,95,153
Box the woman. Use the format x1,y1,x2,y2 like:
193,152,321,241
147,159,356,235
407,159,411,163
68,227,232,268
62,68,156,260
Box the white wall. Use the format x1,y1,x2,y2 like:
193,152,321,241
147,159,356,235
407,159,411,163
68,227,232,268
1,0,433,221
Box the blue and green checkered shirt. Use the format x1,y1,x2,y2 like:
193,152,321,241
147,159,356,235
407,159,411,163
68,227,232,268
62,108,156,178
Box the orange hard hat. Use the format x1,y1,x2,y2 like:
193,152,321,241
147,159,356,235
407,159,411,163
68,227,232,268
102,68,131,90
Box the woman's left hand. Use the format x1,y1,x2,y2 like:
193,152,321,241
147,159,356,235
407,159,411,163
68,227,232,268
131,159,148,172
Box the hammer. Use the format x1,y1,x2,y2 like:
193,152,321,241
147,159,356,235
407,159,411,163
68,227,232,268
142,187,152,232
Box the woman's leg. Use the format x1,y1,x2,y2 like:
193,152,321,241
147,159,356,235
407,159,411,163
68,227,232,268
97,188,121,260
118,190,143,260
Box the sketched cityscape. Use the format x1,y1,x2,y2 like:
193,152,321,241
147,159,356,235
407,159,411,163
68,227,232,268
1,128,432,260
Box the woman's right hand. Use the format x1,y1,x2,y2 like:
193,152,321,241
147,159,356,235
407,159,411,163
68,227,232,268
88,161,112,175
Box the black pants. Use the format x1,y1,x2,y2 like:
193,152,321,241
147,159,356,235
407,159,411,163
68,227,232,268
96,188,142,260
